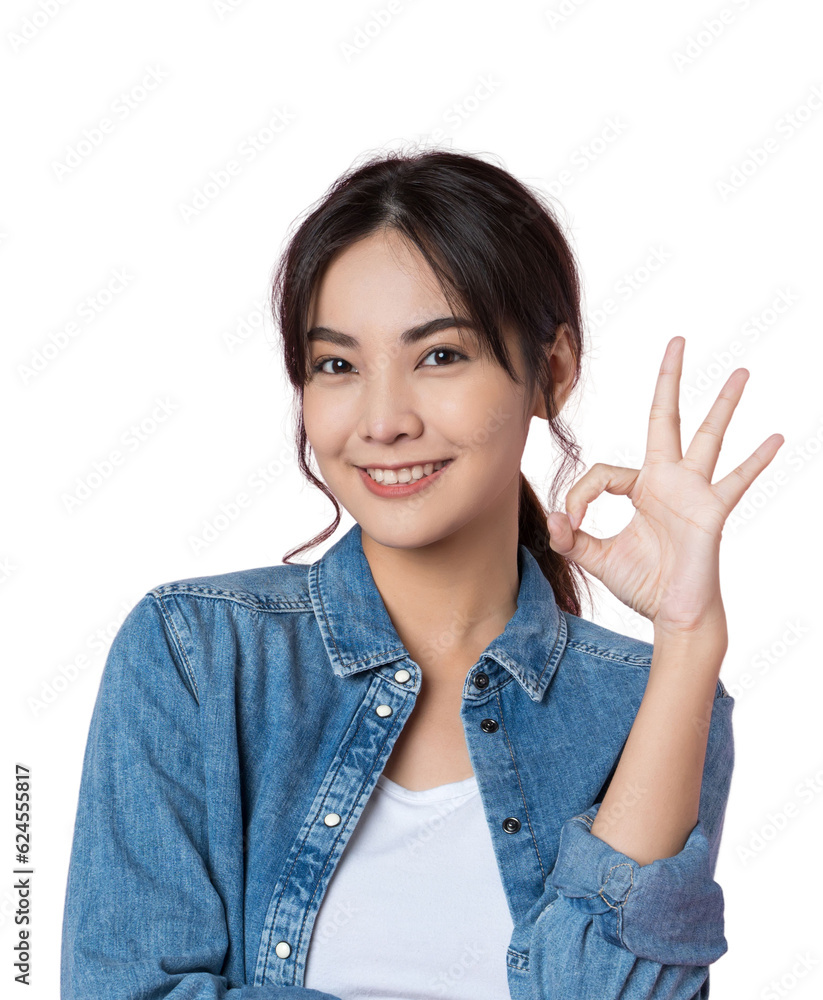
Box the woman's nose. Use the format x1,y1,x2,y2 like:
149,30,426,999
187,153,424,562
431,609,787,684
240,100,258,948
356,372,424,443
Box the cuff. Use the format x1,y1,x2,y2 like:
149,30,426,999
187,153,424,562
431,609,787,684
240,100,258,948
548,801,727,966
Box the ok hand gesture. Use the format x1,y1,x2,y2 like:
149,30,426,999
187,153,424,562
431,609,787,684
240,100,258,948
547,336,784,639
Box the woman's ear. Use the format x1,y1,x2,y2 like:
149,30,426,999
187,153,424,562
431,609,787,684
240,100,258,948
532,323,576,420
551,323,577,411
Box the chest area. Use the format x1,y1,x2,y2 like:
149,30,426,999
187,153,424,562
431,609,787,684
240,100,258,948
381,676,476,790
302,768,513,998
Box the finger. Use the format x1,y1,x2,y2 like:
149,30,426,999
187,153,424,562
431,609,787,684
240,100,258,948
644,336,684,465
682,368,749,480
564,463,641,531
713,433,785,512
547,511,608,574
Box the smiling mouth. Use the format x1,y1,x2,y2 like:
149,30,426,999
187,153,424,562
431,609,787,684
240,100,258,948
358,459,454,485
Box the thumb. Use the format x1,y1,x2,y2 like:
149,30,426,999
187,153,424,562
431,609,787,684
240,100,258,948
547,511,578,556
546,511,603,572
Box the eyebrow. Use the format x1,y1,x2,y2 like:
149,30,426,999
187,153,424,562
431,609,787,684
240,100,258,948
306,316,476,348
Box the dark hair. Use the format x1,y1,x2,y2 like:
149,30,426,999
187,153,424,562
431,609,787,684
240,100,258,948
271,145,592,617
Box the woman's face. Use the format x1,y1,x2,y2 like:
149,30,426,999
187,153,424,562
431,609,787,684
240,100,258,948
302,228,544,551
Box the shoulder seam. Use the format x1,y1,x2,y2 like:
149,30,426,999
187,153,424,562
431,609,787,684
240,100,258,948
148,592,201,705
565,636,654,666
149,583,313,614
566,631,730,701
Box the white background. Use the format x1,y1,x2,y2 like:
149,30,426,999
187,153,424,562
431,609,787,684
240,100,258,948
2,0,821,996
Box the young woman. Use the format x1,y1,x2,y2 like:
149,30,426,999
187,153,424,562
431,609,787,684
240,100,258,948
61,149,783,1000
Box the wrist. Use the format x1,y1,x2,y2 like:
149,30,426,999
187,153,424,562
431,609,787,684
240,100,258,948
650,623,728,684
652,602,728,649
653,620,728,647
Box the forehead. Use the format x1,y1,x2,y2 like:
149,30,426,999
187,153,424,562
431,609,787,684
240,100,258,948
307,231,454,334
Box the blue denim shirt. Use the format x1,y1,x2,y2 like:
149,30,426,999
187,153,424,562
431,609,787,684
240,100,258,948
61,521,734,999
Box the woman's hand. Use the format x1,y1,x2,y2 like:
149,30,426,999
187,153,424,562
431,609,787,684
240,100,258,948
547,336,784,639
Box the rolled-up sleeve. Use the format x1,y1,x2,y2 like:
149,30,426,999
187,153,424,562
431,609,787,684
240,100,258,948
60,594,342,1000
527,681,734,998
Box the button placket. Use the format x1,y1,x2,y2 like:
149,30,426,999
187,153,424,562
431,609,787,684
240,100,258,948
461,686,543,915
256,670,417,987
479,716,521,833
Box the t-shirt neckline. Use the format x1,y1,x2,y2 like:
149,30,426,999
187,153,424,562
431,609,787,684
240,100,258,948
375,772,479,802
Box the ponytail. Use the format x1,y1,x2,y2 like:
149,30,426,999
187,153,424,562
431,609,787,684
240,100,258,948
518,472,590,618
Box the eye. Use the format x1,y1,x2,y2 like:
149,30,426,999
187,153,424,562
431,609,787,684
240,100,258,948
419,346,468,367
311,357,357,375
310,345,468,377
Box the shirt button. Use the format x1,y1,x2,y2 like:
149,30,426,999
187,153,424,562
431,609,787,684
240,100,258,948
394,668,411,683
376,704,393,717
474,672,489,689
274,941,292,958
480,718,499,733
324,813,341,827
502,817,521,834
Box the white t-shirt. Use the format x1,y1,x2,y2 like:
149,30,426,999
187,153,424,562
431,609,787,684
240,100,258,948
303,772,515,999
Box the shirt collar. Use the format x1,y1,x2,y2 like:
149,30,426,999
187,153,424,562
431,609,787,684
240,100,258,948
309,522,568,702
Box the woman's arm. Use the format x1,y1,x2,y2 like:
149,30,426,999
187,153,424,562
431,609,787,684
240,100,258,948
524,335,779,996
60,594,342,1000
521,665,734,999
589,622,728,866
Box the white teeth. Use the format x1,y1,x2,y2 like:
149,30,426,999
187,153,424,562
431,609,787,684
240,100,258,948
367,460,448,484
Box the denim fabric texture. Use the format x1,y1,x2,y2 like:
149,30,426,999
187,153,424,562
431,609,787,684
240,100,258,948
61,521,735,999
